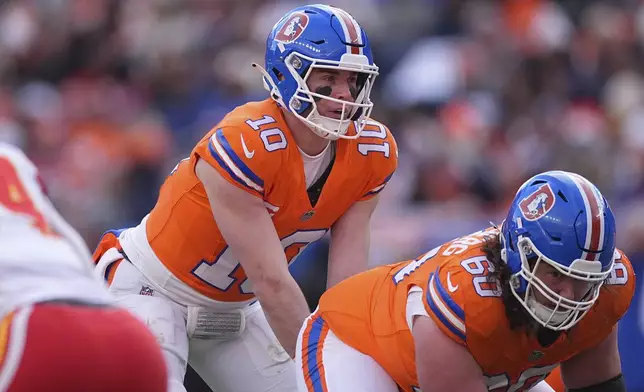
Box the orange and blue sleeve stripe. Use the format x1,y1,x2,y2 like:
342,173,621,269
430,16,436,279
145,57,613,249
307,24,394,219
208,129,264,196
425,270,466,344
300,315,330,392
362,173,393,198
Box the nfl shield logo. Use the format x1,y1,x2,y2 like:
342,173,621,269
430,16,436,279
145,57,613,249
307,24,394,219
529,350,544,361
519,184,556,221
139,286,154,296
300,210,315,222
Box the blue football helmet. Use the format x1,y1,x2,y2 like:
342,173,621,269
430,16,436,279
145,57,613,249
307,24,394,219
500,170,616,330
254,4,378,140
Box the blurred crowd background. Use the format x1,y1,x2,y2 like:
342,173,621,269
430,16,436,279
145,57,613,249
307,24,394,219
1,0,644,390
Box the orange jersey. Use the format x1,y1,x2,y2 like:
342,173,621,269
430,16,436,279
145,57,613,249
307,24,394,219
138,99,397,302
316,228,635,392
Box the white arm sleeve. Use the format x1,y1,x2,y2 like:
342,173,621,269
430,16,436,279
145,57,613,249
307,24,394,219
406,285,429,330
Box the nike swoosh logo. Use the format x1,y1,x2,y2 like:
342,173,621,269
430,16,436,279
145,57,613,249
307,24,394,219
240,135,255,159
446,272,459,293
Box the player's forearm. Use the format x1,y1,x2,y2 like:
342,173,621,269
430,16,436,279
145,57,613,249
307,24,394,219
327,233,369,288
197,159,312,355
254,276,311,357
326,198,377,288
223,219,309,356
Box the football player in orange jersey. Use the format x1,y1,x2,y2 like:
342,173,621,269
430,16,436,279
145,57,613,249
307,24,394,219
0,143,167,392
92,4,397,392
296,171,633,392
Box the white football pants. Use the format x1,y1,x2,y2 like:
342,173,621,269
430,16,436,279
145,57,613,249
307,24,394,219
295,313,399,392
108,260,297,392
294,312,556,392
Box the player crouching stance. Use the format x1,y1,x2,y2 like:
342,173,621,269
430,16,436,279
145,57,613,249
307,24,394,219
296,170,633,392
93,4,396,392
0,143,167,392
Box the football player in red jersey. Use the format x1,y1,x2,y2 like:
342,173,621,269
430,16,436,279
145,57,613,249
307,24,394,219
0,143,167,392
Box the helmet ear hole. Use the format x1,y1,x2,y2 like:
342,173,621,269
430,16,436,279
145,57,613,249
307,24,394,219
272,68,285,82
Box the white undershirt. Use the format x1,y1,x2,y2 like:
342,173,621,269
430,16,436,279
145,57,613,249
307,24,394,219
299,142,334,189
406,286,430,330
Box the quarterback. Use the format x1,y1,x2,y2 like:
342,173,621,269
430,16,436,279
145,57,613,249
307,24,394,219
93,4,397,392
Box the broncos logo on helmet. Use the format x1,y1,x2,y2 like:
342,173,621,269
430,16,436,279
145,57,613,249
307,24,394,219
275,12,309,43
519,183,556,221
